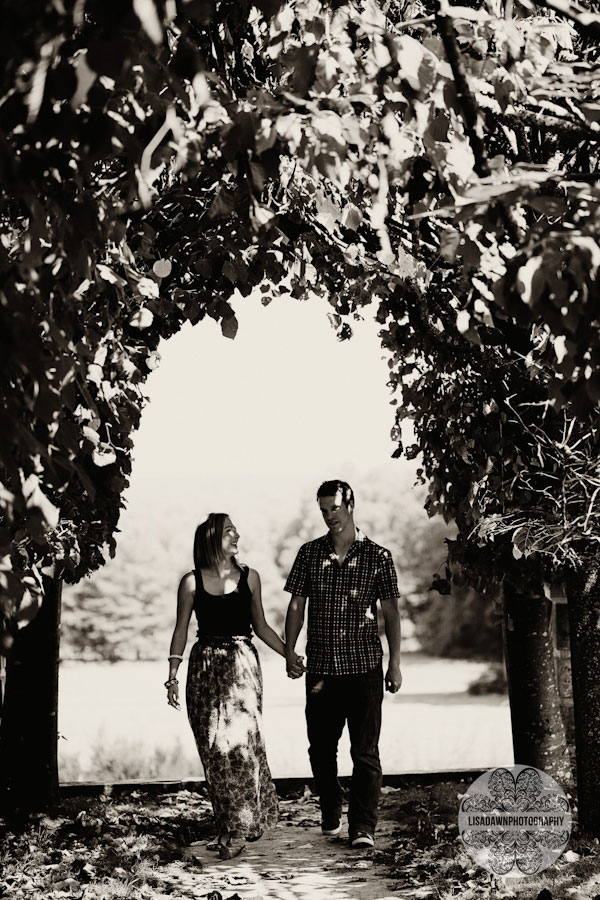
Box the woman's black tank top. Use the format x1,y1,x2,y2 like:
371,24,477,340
193,564,252,638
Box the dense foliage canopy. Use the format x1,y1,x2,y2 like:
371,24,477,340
2,0,600,646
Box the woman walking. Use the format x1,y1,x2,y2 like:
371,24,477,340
166,512,297,859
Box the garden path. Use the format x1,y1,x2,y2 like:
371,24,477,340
172,788,405,899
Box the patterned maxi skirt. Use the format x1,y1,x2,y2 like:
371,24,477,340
186,637,279,839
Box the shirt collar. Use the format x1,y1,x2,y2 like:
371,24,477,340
323,527,366,560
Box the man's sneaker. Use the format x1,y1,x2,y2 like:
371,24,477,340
321,818,341,837
350,831,374,849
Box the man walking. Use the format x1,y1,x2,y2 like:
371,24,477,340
284,479,402,849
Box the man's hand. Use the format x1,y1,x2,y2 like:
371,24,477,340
385,661,402,693
286,650,306,679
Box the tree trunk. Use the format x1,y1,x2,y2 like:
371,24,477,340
502,581,572,786
566,559,600,836
0,576,62,817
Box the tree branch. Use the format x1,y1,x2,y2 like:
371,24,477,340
496,108,600,143
535,0,600,40
434,1,490,179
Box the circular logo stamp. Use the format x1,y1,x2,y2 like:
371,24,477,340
458,765,571,877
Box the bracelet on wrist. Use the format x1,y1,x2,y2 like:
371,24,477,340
168,654,183,661
164,678,179,688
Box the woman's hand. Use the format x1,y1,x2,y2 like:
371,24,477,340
286,650,306,679
166,680,181,709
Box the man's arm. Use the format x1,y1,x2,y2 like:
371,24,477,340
285,594,307,679
380,596,402,693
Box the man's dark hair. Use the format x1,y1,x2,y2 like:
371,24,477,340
316,480,354,509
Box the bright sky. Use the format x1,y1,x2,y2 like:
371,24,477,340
126,290,414,517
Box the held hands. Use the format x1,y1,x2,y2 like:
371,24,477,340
385,662,402,694
286,649,306,679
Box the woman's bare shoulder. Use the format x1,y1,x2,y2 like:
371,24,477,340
243,565,260,587
179,571,196,594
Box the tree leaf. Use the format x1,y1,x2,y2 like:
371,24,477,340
183,0,217,26
431,578,452,595
426,114,449,143
222,260,237,282
96,264,125,286
529,196,567,218
71,53,97,109
516,257,544,307
585,373,600,403
132,0,164,44
342,204,362,231
146,352,161,371
92,445,117,468
289,46,319,97
221,314,239,340
253,0,286,19
395,36,425,92
130,308,154,329
87,37,129,78
440,229,460,263
137,278,160,300
456,310,470,333
152,259,172,278
250,204,276,229
207,187,235,219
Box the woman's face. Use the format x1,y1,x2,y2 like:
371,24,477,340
221,517,239,558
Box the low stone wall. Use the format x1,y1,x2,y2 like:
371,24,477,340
60,768,486,798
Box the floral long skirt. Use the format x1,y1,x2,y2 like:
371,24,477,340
186,637,279,839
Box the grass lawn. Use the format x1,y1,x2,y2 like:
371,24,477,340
58,652,513,782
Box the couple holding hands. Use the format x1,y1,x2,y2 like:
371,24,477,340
166,479,402,860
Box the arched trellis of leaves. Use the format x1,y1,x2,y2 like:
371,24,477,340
3,0,600,645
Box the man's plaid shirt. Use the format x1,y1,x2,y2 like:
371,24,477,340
284,528,400,675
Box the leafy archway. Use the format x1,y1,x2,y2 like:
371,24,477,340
2,0,600,830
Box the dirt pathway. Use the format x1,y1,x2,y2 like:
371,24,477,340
172,789,403,900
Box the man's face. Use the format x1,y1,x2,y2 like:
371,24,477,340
318,491,353,534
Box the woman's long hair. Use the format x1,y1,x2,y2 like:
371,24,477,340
193,513,229,571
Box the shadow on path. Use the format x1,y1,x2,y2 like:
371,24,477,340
171,790,403,899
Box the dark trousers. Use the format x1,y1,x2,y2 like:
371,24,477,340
305,666,383,835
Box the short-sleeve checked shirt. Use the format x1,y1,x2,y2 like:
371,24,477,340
283,528,400,675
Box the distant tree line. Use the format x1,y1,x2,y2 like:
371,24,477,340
61,469,502,663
